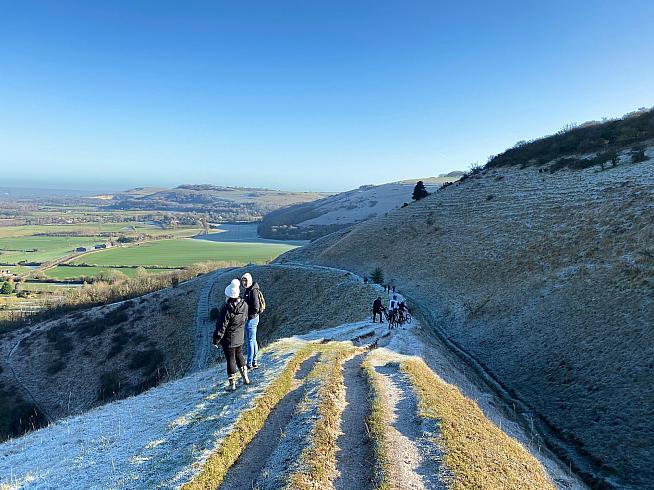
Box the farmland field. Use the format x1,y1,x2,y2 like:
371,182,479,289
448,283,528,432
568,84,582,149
69,239,296,267
0,236,101,263
0,223,201,239
44,265,176,280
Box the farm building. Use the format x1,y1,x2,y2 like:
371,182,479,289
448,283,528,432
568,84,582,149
0,269,15,278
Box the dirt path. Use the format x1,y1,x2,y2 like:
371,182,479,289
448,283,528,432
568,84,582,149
334,354,374,490
375,363,446,490
6,333,53,423
218,354,320,490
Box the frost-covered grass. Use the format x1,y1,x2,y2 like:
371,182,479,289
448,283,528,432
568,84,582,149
180,341,319,490
0,341,299,490
288,342,360,489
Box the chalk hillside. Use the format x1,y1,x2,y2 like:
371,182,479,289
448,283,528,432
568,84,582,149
280,142,654,488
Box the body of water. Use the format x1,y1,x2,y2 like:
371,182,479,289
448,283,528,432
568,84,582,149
193,223,309,247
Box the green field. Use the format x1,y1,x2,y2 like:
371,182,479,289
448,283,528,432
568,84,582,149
0,222,201,238
70,239,296,267
18,282,79,292
0,236,101,263
0,265,33,275
44,265,176,280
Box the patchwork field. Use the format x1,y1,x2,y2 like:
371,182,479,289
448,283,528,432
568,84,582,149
70,239,297,268
44,265,176,280
0,236,101,263
0,222,201,239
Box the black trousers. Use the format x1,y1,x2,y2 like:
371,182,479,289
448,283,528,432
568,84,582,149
373,310,384,322
222,344,246,376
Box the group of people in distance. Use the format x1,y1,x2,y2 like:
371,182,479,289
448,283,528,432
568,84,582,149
372,292,408,329
212,272,265,391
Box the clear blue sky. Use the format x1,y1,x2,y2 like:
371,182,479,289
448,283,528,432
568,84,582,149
1,1,653,192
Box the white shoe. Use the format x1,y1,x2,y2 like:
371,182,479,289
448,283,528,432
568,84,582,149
240,366,251,385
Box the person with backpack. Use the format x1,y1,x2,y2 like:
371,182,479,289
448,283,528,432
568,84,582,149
241,272,264,370
212,279,250,391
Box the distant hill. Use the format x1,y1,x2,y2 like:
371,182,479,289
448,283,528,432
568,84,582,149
105,185,330,222
258,177,460,240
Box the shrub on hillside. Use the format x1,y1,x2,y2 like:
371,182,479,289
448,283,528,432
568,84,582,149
129,348,164,377
47,359,66,375
412,181,430,201
370,267,384,285
46,327,73,355
98,371,123,401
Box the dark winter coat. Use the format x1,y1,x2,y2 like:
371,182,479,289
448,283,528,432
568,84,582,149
213,298,248,348
242,282,261,320
373,298,383,312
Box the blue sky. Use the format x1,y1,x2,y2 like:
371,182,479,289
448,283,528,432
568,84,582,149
1,1,653,192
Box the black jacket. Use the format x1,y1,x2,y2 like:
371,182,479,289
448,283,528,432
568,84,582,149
242,282,261,320
373,298,383,312
213,298,248,348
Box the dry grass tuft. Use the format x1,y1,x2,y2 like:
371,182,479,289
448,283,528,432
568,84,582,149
401,357,555,490
288,342,360,489
361,356,391,490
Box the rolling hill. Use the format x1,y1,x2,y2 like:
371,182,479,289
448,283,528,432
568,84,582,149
258,176,460,241
105,184,330,222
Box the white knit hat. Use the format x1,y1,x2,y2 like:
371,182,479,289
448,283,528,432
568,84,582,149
225,279,240,299
241,272,253,288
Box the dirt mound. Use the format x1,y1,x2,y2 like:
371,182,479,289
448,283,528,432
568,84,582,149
279,157,654,488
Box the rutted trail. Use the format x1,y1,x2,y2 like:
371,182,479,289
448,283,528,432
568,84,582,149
334,354,374,490
218,354,319,490
374,363,445,490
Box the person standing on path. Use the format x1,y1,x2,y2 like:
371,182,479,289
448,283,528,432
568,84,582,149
372,297,384,323
213,279,250,391
241,272,263,369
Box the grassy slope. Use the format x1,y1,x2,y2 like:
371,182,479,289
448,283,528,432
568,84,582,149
6,278,202,422
69,239,296,267
280,159,654,488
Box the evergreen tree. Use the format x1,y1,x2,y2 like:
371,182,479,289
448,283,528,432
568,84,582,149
0,281,13,295
370,267,384,285
412,180,429,201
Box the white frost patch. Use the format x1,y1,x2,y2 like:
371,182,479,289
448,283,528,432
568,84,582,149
0,342,303,489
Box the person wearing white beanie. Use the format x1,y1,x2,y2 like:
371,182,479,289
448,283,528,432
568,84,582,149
225,278,240,299
213,279,250,390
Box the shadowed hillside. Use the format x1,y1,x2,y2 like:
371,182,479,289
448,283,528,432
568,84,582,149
279,145,654,487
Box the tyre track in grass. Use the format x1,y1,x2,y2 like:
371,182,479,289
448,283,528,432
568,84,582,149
334,353,374,489
217,354,320,490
